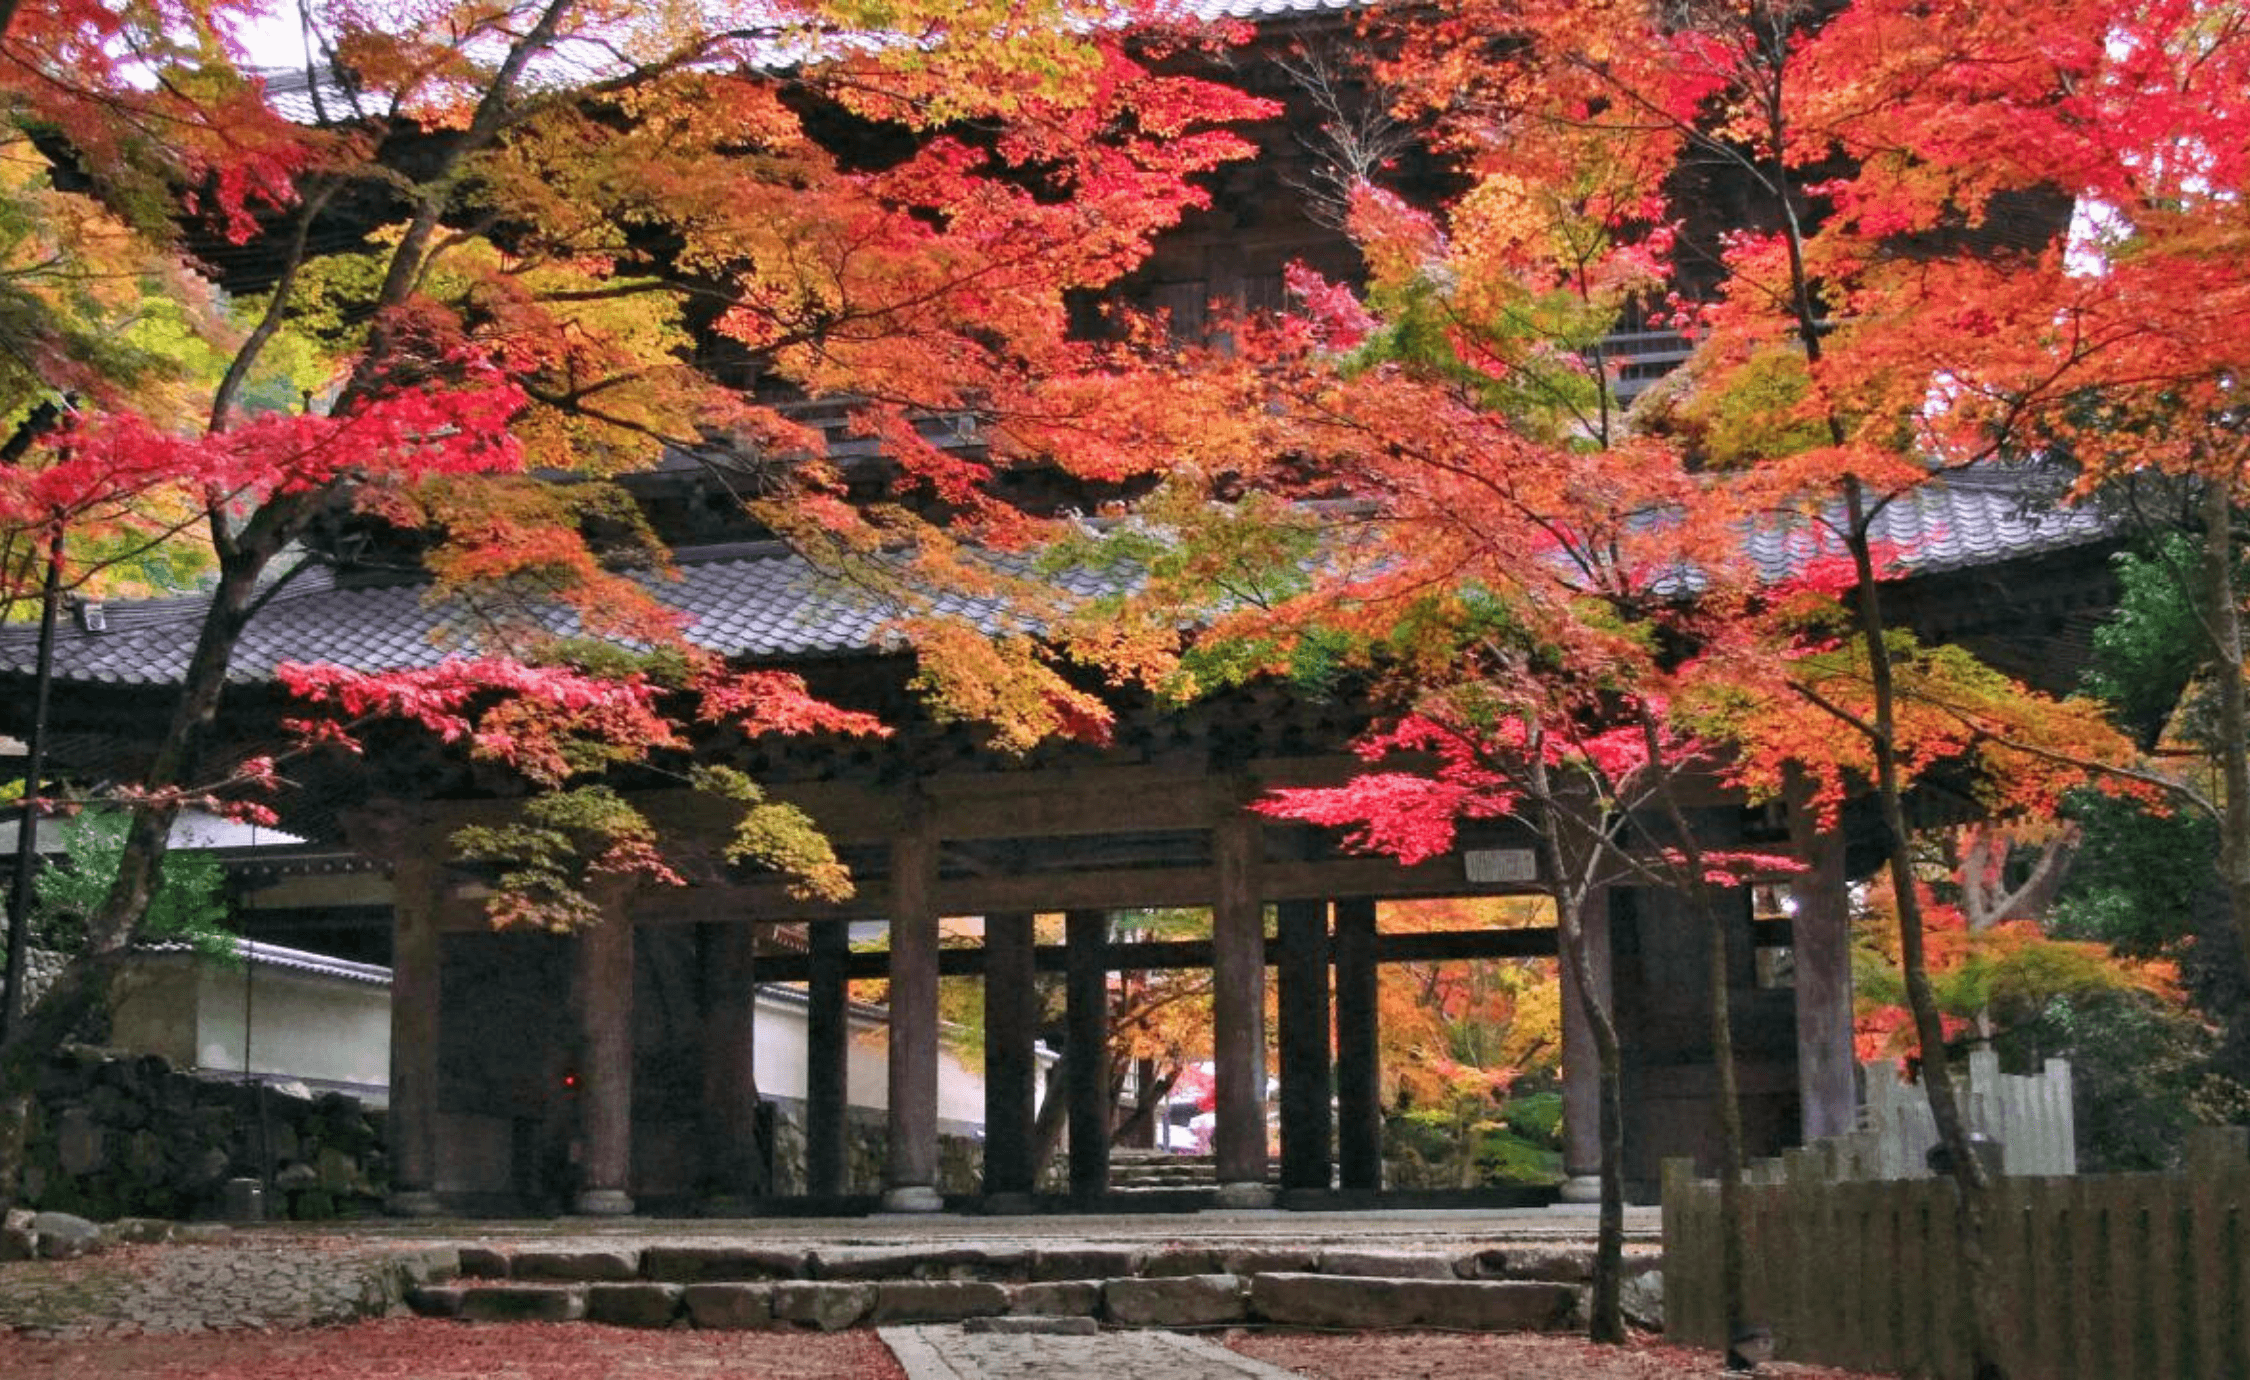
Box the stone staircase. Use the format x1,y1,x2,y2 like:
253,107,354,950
401,1238,1663,1334
1105,1150,1217,1193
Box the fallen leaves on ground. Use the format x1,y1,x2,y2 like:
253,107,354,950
0,1318,908,1379
1225,1329,1896,1378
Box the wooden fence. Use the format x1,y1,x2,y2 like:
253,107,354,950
1663,1128,2250,1379
1832,1050,2076,1180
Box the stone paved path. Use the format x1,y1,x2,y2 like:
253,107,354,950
0,1240,408,1337
882,1324,1305,1380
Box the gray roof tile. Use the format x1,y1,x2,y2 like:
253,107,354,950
0,469,2116,689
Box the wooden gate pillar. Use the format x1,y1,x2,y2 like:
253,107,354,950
1064,908,1110,1199
1212,809,1272,1207
882,813,944,1211
982,910,1039,1203
700,921,761,1202
1559,888,1613,1202
1275,898,1332,1193
805,919,850,1197
1332,895,1382,1191
573,885,636,1215
377,827,444,1216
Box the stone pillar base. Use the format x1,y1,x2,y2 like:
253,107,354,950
386,1189,445,1218
880,1184,946,1213
1559,1174,1603,1203
572,1188,636,1217
1212,1181,1277,1210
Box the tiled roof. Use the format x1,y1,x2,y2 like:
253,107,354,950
1742,467,2109,582
139,938,392,986
0,542,1129,688
0,468,2117,690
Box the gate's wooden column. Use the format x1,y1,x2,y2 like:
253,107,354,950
1789,790,1857,1141
573,887,636,1216
805,919,850,1197
1559,888,1612,1202
982,910,1039,1205
1212,810,1273,1207
882,815,944,1211
700,921,761,1201
1333,895,1382,1192
383,841,443,1216
1064,908,1110,1199
1275,898,1332,1193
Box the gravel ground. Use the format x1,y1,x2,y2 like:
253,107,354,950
1224,1331,1897,1378
0,1318,910,1378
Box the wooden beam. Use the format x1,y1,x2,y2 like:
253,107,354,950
749,926,1575,983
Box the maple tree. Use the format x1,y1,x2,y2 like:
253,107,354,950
0,0,1271,1201
1078,0,2230,1366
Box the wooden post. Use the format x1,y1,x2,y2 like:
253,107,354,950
1211,808,1272,1206
383,844,443,1216
882,814,943,1212
1559,887,1611,1201
1275,898,1332,1193
573,887,635,1215
982,910,1038,1203
805,918,850,1198
1065,908,1110,1200
1333,894,1382,1191
1788,783,1857,1141
699,920,761,1202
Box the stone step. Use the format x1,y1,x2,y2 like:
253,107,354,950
406,1268,1618,1334
445,1239,1653,1288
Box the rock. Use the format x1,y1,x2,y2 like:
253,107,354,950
400,1247,461,1286
1007,1281,1102,1316
316,1146,358,1194
30,1210,102,1261
1029,1246,1143,1281
1317,1248,1458,1280
174,1223,233,1243
100,1217,173,1246
176,1146,232,1193
1250,1274,1577,1331
455,1286,588,1323
771,1281,876,1331
813,1246,1019,1281
964,1315,1100,1335
644,1245,808,1282
0,1223,33,1262
55,1106,104,1177
1461,1244,1594,1281
587,1282,686,1328
1222,1246,1318,1276
683,1283,778,1329
273,1161,318,1192
406,1285,467,1319
458,1246,510,1278
511,1247,641,1282
125,1129,166,1179
868,1280,1009,1324
1139,1246,1223,1277
1620,1269,1664,1331
1104,1274,1246,1328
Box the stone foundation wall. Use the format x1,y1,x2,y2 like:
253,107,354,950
10,1046,388,1221
764,1102,985,1196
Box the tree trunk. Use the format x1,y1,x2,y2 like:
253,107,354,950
1846,482,2007,1380
2202,480,2250,991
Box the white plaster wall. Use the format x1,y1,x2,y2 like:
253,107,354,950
189,963,391,1092
748,987,1042,1129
